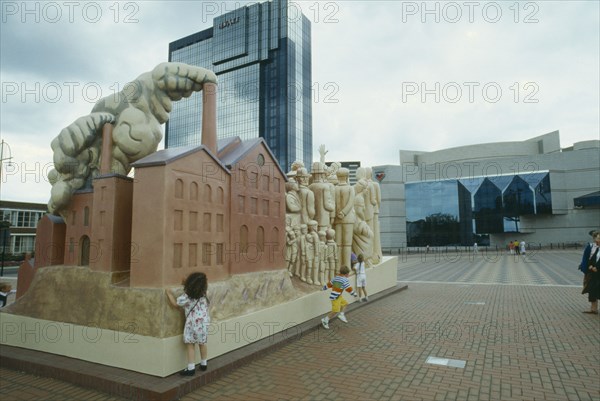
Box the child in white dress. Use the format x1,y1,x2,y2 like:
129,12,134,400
166,272,210,376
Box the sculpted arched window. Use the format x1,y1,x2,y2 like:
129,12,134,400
205,184,212,203
257,226,264,252
79,235,90,266
190,182,199,201
272,227,280,251
175,179,184,199
240,225,249,253
218,187,225,204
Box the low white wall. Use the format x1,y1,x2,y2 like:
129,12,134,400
0,256,397,377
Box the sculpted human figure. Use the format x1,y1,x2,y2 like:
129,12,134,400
333,168,356,270
285,226,298,277
318,144,328,163
317,231,327,286
286,160,305,181
325,228,339,281
353,179,374,266
47,62,217,217
326,162,341,186
309,162,335,232
295,168,315,225
292,224,302,278
356,167,375,232
304,220,320,285
297,224,308,280
366,167,383,264
285,181,302,228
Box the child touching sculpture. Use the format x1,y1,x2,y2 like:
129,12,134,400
166,272,211,376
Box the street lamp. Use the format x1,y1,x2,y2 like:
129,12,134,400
0,219,10,276
1,139,14,276
1,139,14,193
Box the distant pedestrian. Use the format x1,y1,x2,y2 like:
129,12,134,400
0,282,16,308
514,240,520,255
580,231,600,314
166,272,211,375
473,242,479,254
509,241,515,255
321,265,358,329
519,241,526,256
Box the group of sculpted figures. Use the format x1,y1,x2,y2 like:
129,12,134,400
285,148,383,286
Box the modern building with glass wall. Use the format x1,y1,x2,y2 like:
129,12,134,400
0,201,47,255
167,0,312,172
374,131,600,250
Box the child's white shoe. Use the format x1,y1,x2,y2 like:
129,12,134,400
338,312,348,323
321,317,330,329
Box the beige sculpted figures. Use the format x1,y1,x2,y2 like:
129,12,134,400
367,167,383,264
295,168,315,225
283,156,384,285
285,226,298,277
304,220,320,285
309,162,335,232
333,168,356,271
285,181,301,228
325,228,339,280
353,179,374,266
356,168,375,232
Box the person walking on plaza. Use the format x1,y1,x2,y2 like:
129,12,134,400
321,265,358,329
0,282,16,308
354,254,369,302
519,240,526,256
580,231,600,314
166,272,211,375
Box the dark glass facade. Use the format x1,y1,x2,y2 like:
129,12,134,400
166,0,312,171
406,172,553,246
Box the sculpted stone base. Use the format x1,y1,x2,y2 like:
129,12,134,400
3,266,303,337
0,257,398,376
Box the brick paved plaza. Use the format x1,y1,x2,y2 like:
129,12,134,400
1,250,599,400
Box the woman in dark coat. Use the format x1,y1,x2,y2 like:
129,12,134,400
581,231,600,314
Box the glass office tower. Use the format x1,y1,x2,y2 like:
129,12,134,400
166,0,312,171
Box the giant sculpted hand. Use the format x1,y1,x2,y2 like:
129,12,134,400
48,62,217,217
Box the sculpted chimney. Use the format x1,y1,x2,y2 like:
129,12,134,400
201,83,217,155
100,123,114,174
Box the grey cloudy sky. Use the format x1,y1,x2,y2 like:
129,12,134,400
1,0,598,204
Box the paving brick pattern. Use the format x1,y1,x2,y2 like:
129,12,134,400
1,251,599,401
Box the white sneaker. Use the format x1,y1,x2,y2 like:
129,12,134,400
321,318,329,329
364,296,369,302
338,313,348,323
